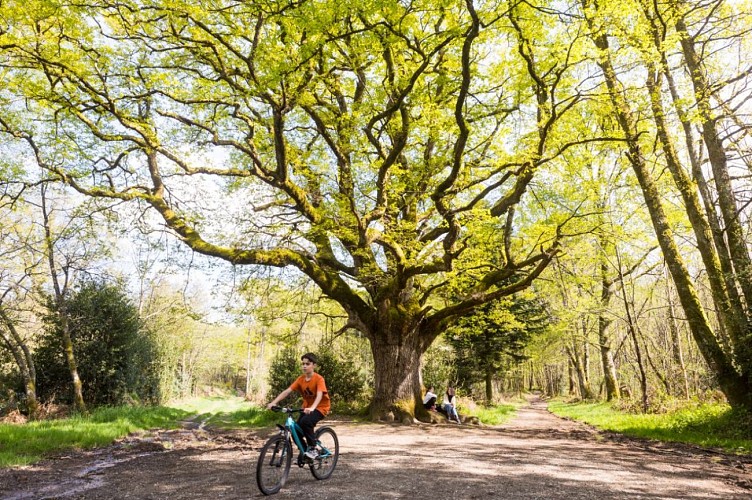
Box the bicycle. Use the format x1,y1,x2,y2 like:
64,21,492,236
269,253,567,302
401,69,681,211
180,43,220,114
256,406,339,495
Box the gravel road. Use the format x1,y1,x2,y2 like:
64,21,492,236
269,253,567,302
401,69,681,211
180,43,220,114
1,398,750,499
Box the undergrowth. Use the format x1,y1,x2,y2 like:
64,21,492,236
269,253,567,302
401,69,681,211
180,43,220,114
548,400,752,454
0,406,188,467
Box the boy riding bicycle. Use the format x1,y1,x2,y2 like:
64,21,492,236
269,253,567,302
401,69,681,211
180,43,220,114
267,352,330,459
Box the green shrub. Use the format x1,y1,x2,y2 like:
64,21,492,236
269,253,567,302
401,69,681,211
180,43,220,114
267,346,366,409
35,279,160,406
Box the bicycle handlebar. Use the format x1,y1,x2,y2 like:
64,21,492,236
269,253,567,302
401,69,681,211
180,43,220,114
270,405,304,413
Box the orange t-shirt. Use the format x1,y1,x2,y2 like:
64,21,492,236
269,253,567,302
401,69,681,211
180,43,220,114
289,373,330,416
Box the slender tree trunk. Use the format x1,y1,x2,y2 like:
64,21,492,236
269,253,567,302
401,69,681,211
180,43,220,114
567,342,594,399
641,324,671,395
545,365,562,397
528,360,535,392
578,318,590,386
568,359,576,395
583,334,591,386
598,242,620,400
254,326,267,401
0,308,38,418
181,351,188,397
667,278,690,398
616,254,649,412
582,2,752,410
41,187,86,414
245,330,252,398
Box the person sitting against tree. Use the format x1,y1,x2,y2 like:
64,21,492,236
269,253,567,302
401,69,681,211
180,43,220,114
442,386,461,423
423,386,437,410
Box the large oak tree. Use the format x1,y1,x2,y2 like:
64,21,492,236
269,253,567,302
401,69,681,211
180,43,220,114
0,0,599,418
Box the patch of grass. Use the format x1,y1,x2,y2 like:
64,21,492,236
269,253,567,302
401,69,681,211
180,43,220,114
331,399,369,416
468,403,518,425
166,396,280,428
0,406,189,467
548,400,752,454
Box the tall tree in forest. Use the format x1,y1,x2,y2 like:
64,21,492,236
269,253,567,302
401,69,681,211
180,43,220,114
38,185,87,412
598,220,657,403
596,231,621,401
664,271,690,398
0,0,603,418
446,292,551,405
580,0,752,410
0,277,39,417
0,199,38,415
550,252,597,400
665,0,752,378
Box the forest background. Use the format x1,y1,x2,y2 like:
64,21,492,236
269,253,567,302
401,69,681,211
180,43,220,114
0,0,751,431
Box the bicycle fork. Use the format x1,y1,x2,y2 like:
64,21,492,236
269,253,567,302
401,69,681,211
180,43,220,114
270,436,289,468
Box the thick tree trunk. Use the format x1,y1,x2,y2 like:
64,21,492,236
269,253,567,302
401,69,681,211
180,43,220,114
654,16,744,327
485,367,494,406
598,321,620,401
672,12,752,385
676,17,752,313
59,314,86,412
369,337,424,422
645,63,744,343
621,99,748,408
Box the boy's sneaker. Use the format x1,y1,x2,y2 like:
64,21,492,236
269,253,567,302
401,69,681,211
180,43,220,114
304,448,319,460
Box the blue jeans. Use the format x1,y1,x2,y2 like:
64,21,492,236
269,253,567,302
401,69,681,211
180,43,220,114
443,403,459,421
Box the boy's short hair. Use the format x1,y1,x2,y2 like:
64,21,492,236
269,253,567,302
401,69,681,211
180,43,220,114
301,352,318,365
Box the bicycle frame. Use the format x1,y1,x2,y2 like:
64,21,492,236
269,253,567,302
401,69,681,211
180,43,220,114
274,408,333,460
279,412,307,454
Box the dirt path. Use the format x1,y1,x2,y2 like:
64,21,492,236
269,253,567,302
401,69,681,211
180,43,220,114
1,398,750,499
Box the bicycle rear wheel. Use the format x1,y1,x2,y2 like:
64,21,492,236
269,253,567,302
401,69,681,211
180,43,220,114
309,426,339,480
256,435,292,495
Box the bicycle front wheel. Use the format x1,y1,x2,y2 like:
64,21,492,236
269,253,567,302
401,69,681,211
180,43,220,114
256,435,292,495
309,426,339,480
